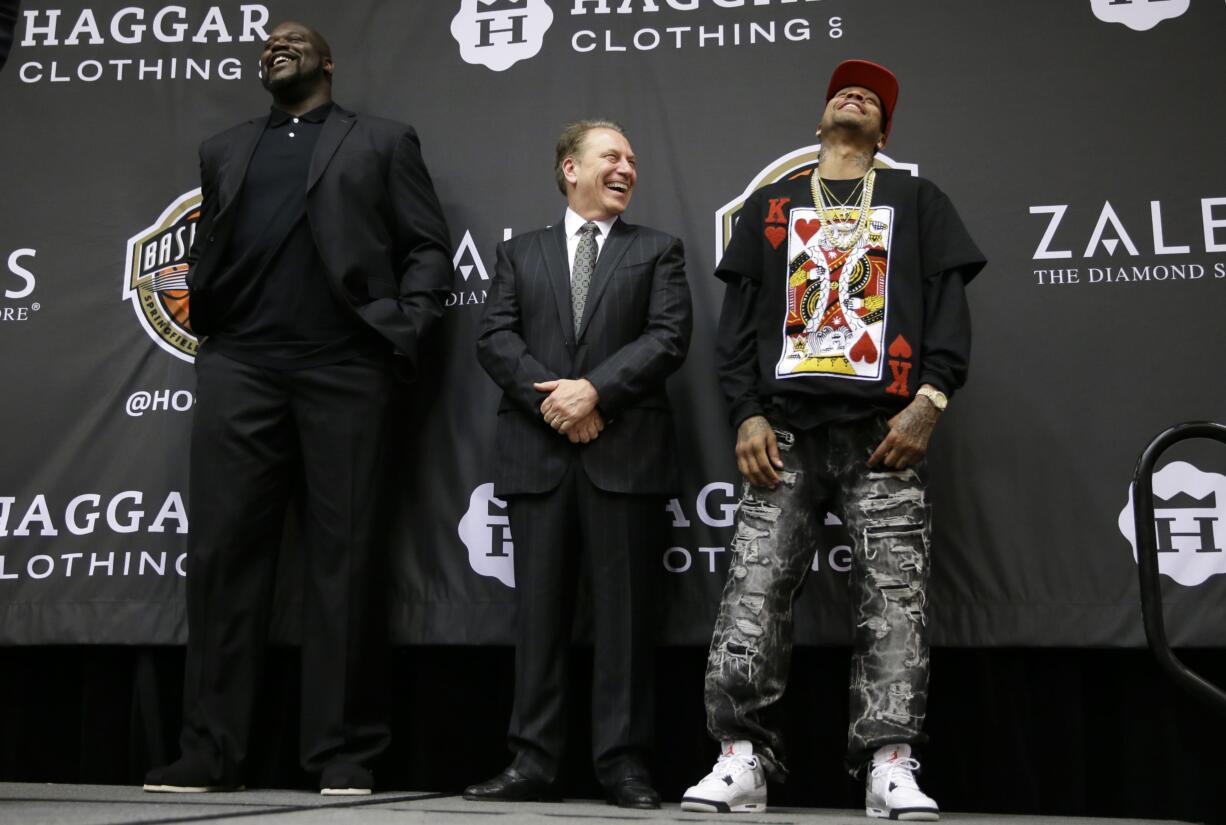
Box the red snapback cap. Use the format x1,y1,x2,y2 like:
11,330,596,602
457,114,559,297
826,59,899,140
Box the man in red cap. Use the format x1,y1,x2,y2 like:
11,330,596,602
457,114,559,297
681,59,985,819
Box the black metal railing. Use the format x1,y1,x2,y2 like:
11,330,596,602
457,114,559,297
1132,421,1226,719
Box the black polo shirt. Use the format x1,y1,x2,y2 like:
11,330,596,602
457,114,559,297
208,102,384,369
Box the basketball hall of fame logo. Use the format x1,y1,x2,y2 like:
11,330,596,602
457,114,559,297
123,190,201,363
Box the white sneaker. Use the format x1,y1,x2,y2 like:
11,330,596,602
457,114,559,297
680,742,767,813
865,744,939,821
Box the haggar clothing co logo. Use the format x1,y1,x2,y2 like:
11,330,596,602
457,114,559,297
458,483,515,587
1119,461,1226,587
451,0,554,72
1090,0,1189,31
123,190,201,363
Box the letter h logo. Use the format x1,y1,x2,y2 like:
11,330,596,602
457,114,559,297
486,504,513,558
1154,491,1222,554
476,0,528,46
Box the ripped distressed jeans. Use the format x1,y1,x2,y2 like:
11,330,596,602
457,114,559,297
703,415,932,780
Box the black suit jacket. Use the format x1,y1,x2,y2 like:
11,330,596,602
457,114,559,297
186,104,452,380
476,217,692,496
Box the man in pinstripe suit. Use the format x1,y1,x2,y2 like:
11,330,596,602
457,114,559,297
468,120,692,809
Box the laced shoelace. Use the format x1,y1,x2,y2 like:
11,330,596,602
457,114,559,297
705,753,757,782
872,757,921,790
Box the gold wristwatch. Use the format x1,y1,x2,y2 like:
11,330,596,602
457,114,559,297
916,385,948,411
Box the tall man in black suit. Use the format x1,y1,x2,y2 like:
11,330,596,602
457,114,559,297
143,21,452,796
467,120,692,809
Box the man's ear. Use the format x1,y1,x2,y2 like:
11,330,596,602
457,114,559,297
562,156,578,186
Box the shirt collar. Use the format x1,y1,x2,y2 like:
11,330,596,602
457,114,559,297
268,101,334,128
564,207,617,240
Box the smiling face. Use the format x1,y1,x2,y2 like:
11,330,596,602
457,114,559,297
259,21,333,98
562,127,637,221
819,85,887,149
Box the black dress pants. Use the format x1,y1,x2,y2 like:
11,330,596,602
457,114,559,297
178,345,395,784
505,463,663,786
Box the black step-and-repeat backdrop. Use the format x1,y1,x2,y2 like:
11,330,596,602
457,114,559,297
2,0,1224,647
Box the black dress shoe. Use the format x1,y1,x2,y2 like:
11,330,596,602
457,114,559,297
605,776,661,809
143,756,240,793
463,767,559,802
320,762,373,796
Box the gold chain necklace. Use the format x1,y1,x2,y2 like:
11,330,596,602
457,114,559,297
819,174,865,208
810,168,876,251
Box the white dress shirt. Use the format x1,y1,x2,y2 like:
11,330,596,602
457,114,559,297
564,207,617,280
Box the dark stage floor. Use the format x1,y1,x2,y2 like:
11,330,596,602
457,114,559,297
0,783,1195,825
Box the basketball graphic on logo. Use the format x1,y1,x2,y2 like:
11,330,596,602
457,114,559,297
154,263,193,331
124,193,201,362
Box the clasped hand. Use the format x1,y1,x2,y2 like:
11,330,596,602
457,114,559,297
535,378,603,444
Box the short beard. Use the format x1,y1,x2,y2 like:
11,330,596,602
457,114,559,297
261,62,327,100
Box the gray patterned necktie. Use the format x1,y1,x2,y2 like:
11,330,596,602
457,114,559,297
571,221,599,333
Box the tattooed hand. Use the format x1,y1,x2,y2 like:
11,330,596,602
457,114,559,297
736,415,783,488
868,392,941,470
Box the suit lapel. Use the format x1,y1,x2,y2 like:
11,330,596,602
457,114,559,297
541,221,576,344
576,219,634,341
217,119,263,216
308,105,356,192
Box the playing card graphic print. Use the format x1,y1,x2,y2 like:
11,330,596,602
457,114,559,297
777,203,891,381
715,168,986,431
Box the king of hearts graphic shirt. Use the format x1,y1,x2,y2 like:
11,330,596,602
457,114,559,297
716,167,986,429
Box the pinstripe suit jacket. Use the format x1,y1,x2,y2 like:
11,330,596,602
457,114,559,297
476,217,692,496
